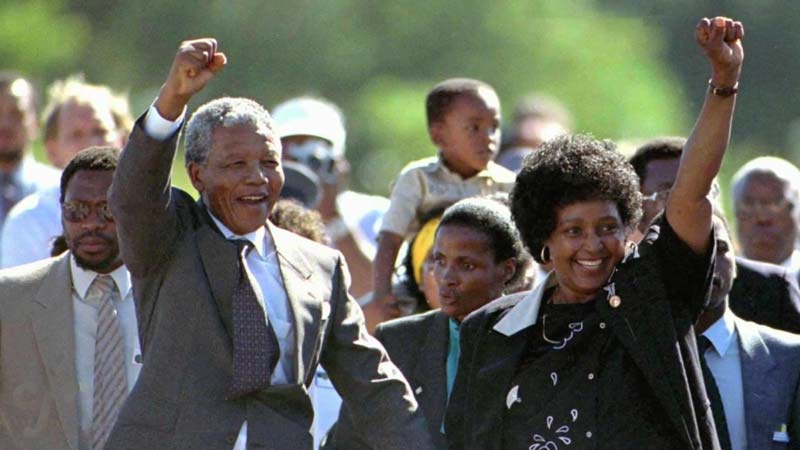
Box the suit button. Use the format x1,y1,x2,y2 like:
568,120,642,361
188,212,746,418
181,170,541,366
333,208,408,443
225,435,237,444
608,295,622,308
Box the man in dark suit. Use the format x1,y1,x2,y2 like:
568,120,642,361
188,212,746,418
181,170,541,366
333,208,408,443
695,212,800,450
105,39,433,450
630,137,800,333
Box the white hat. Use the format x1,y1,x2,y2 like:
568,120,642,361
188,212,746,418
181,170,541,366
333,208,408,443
271,97,346,158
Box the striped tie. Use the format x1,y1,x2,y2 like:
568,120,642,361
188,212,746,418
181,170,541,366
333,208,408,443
89,275,127,450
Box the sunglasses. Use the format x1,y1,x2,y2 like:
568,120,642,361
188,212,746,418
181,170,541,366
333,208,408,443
61,201,115,223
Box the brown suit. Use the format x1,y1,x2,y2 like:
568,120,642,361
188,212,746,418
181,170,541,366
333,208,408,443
105,118,433,450
0,254,78,450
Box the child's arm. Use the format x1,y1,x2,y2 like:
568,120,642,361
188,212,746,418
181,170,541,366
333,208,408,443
370,231,405,324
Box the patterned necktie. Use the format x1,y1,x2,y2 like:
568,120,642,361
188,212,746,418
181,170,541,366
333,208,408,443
698,335,732,450
227,239,280,399
89,275,128,450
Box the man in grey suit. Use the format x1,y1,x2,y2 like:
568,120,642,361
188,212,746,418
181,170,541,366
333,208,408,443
0,146,141,450
695,212,800,450
105,39,433,450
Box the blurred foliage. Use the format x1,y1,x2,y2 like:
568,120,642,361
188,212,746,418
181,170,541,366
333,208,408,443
4,0,797,202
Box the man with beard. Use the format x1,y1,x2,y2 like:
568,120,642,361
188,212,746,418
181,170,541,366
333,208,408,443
0,146,141,450
694,211,800,450
0,73,60,226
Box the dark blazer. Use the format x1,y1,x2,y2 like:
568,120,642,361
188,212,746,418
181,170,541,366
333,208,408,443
733,316,800,449
729,257,800,334
324,310,450,450
105,118,433,450
445,222,719,450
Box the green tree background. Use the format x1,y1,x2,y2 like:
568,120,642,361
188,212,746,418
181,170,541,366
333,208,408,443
5,0,797,213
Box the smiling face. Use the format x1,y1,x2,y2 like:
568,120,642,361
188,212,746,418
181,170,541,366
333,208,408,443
62,170,121,273
188,123,284,235
433,224,514,321
547,199,627,303
431,87,501,178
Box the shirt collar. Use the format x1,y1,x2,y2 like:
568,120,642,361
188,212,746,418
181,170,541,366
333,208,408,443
780,249,800,273
493,271,558,336
69,254,132,300
208,211,271,259
701,307,737,357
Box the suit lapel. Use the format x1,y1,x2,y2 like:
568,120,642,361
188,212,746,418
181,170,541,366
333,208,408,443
415,312,449,430
30,254,79,450
597,268,692,445
472,326,531,450
269,223,318,384
735,317,776,448
195,222,239,338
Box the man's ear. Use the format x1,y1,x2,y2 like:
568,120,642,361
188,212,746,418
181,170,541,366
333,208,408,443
429,121,446,148
187,162,205,193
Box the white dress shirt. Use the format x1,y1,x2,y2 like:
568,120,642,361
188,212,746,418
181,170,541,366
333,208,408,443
71,257,142,450
702,309,747,450
0,183,61,268
780,249,800,279
143,104,298,450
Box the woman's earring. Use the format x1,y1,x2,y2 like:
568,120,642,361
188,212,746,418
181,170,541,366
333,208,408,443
540,245,550,263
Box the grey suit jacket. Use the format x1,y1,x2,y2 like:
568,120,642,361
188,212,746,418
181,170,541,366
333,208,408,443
0,254,79,450
324,309,450,450
734,317,800,449
105,118,433,450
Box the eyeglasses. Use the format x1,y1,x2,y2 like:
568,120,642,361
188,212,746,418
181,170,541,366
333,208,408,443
642,189,671,203
735,199,793,220
61,201,115,223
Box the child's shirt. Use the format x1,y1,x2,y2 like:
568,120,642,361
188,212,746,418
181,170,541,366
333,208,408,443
380,155,516,237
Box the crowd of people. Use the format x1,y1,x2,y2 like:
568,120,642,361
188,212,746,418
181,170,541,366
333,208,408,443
0,14,798,450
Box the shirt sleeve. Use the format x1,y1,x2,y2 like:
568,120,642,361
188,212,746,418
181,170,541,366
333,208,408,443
143,102,185,141
645,213,716,320
379,167,424,236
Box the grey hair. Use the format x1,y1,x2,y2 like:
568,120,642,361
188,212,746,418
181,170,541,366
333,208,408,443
184,97,276,166
731,156,800,219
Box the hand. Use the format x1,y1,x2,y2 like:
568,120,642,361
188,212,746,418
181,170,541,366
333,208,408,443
155,38,227,120
695,17,744,87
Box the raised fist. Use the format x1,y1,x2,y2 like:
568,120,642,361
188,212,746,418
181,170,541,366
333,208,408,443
156,38,227,120
696,17,744,87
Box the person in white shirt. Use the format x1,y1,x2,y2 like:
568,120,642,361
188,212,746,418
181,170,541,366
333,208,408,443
0,76,129,268
695,210,800,450
0,146,141,450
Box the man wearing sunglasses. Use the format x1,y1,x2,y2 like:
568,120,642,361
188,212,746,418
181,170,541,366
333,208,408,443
0,146,141,450
630,138,800,334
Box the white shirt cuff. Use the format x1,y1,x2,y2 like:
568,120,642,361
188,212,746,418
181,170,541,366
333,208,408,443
143,102,185,141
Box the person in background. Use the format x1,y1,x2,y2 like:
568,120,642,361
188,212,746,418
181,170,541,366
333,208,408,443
324,197,529,450
496,93,572,173
0,147,140,450
272,97,389,298
731,156,800,277
373,78,516,324
695,210,800,450
0,73,60,230
446,16,744,449
1,75,129,268
629,138,800,333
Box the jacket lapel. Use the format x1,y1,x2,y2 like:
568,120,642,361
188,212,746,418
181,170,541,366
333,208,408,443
30,254,79,450
195,222,239,339
735,317,776,448
269,223,318,385
472,326,531,450
598,265,693,446
415,312,450,430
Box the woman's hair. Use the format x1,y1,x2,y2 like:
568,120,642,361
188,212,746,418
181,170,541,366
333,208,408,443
511,134,642,263
437,197,530,288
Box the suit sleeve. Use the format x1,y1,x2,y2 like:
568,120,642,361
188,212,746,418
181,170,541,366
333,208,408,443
108,115,182,278
320,255,435,450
